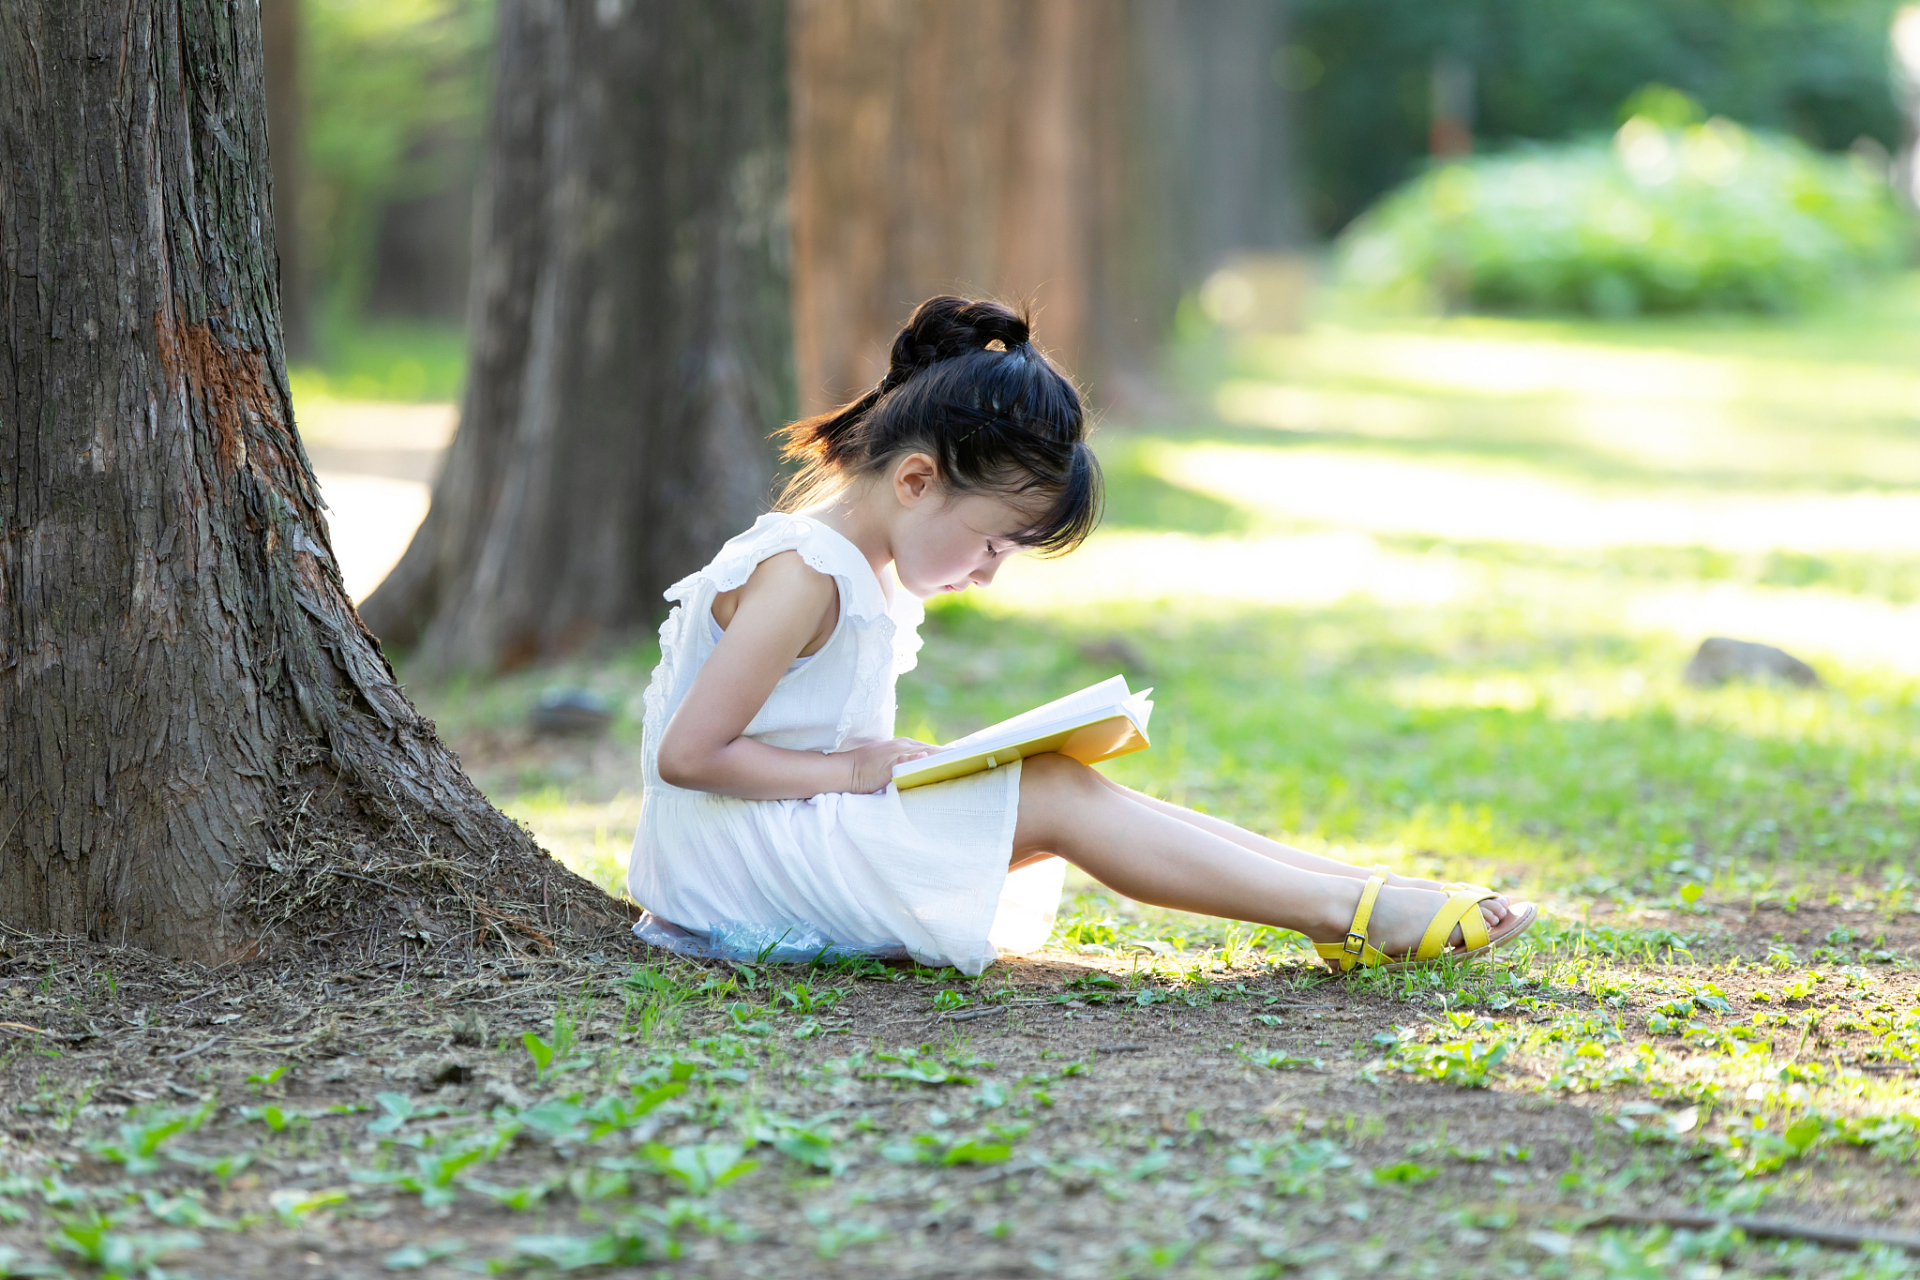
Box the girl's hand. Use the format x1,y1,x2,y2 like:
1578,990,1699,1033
834,737,938,794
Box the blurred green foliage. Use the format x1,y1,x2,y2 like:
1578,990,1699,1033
287,318,466,402
1289,0,1904,235
302,0,492,318
1335,111,1905,316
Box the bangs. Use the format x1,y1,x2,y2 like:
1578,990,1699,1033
1007,444,1102,557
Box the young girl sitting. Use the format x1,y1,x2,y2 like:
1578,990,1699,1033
629,296,1536,976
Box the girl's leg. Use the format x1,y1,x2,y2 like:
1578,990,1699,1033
1014,754,1512,955
1088,774,1515,926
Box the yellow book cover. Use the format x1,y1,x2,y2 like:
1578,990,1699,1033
892,675,1153,791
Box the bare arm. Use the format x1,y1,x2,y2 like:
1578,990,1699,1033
655,552,932,799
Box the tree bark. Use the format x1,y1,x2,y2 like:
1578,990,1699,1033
790,0,1298,414
0,0,622,963
358,0,792,672
261,0,310,359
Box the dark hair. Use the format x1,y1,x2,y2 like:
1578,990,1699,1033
776,296,1101,556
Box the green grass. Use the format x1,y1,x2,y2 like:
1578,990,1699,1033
289,315,466,403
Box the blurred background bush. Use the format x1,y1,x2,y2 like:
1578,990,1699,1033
1335,99,1906,316
1288,0,1906,236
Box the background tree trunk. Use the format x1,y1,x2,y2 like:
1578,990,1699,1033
790,0,1298,413
262,0,310,360
358,0,792,672
0,0,621,963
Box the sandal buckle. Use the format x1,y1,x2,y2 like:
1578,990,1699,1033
1342,931,1366,957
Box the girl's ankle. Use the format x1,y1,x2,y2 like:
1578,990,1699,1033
1312,879,1368,941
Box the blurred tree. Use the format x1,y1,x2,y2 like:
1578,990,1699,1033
302,0,492,325
791,0,1298,412
1291,0,1904,234
0,0,619,960
263,0,311,358
358,0,791,672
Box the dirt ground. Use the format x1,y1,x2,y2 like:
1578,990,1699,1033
1,896,1916,1280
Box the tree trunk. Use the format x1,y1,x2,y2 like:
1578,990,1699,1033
790,0,1297,413
261,0,310,359
0,0,623,963
790,0,1120,409
358,0,792,672
1132,1,1302,291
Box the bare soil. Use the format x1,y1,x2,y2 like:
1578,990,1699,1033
1,903,1915,1280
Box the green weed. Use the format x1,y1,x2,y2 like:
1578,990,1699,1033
1386,1034,1512,1088
46,1210,200,1277
84,1103,213,1175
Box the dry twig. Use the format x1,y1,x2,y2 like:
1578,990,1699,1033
947,1005,1009,1023
165,1036,222,1064
1584,1211,1920,1255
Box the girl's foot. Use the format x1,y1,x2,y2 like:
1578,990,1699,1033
1315,879,1535,972
1383,871,1514,926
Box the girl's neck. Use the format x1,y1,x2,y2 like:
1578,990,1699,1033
803,484,896,599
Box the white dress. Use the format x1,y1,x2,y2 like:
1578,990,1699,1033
628,511,1065,974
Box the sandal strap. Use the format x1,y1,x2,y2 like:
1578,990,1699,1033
1313,865,1391,972
1415,888,1495,959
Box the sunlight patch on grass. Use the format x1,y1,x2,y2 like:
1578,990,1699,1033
991,523,1920,677
313,472,433,603
503,789,642,899
1241,326,1920,419
990,528,1471,611
1154,444,1920,556
1385,665,1920,761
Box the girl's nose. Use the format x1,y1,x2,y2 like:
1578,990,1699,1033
971,559,1003,587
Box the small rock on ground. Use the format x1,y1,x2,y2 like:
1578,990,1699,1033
1682,636,1820,688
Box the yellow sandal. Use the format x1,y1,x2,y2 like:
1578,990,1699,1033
1314,865,1536,974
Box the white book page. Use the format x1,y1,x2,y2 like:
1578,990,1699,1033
937,675,1133,754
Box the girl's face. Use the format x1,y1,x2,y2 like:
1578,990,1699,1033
888,455,1039,599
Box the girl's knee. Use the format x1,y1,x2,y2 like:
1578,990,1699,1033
1013,752,1104,857
1021,751,1105,802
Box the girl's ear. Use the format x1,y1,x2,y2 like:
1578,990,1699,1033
892,451,940,508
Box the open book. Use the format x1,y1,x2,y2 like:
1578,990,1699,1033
892,674,1153,791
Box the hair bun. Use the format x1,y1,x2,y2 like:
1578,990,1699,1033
778,292,1097,556
880,296,1031,391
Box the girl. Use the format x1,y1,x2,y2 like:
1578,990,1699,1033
630,297,1535,976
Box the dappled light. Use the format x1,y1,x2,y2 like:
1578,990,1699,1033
1151,445,1920,555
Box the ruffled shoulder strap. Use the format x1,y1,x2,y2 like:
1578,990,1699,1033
663,512,890,620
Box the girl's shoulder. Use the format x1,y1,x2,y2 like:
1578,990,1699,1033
666,512,890,622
